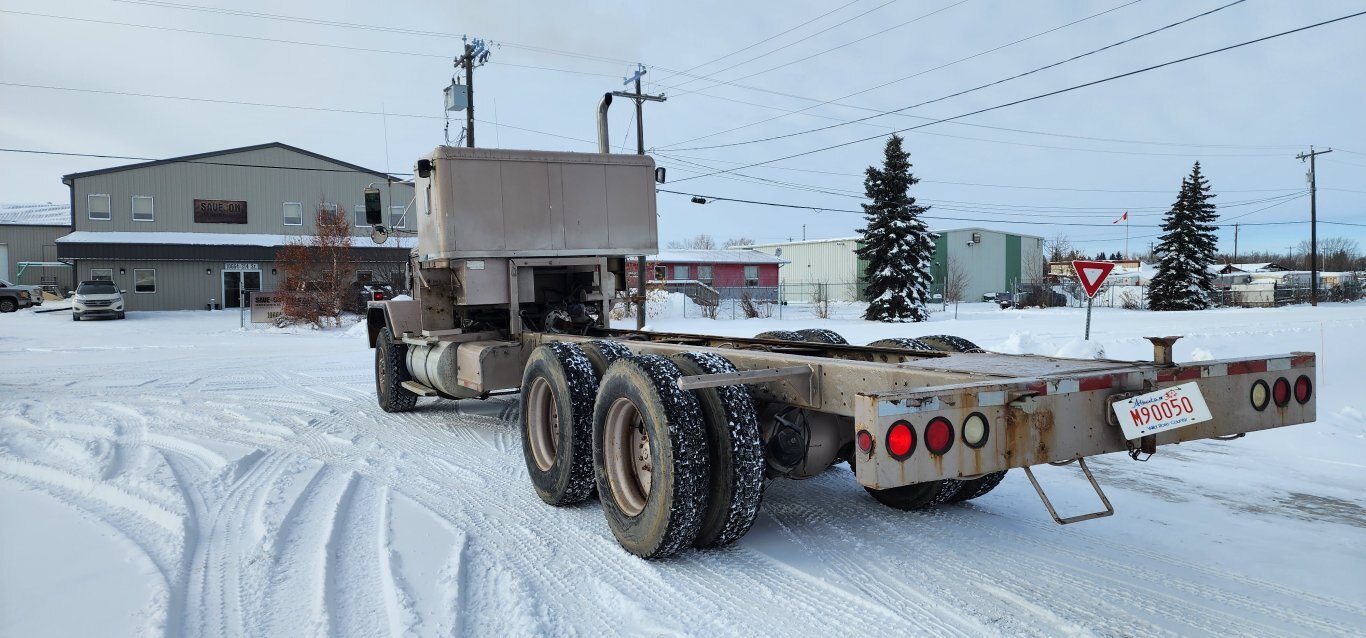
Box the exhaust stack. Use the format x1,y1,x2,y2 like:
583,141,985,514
596,93,613,154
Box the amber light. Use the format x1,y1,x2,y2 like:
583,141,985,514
1294,375,1312,404
1249,380,1270,411
886,421,915,461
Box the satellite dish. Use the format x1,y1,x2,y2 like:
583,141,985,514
775,248,783,257
370,226,390,245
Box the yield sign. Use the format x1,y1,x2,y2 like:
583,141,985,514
1072,260,1116,298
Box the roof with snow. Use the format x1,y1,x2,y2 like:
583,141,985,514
1226,263,1288,273
1,203,72,226
56,231,415,249
651,249,788,264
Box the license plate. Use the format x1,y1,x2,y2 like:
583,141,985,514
1112,382,1213,440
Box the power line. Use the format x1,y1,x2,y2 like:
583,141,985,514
670,10,1366,183
664,0,1249,151
654,0,864,84
659,0,1144,148
670,0,974,97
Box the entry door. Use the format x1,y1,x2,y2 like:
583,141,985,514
223,271,261,308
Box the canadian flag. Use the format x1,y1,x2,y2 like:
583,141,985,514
1112,211,1128,224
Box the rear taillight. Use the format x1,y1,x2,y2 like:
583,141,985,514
372,291,386,301
886,420,915,460
962,412,990,448
1250,380,1270,411
1272,378,1291,407
1294,375,1312,404
924,417,954,456
856,430,874,454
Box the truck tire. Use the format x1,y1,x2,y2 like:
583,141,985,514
0,298,16,313
849,454,962,510
582,340,632,378
867,337,933,351
593,355,709,559
795,328,848,344
521,342,599,506
917,334,985,353
948,470,1008,503
753,330,807,342
670,352,763,548
375,327,418,413
72,312,79,321
864,480,963,511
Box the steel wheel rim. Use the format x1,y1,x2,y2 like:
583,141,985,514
604,397,651,516
527,376,559,471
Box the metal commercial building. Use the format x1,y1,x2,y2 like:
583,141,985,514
747,228,1045,303
0,203,74,293
58,143,414,311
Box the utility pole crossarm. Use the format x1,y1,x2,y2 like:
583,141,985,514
610,64,667,156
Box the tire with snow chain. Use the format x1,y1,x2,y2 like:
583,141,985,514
795,328,848,344
867,337,934,351
848,454,962,510
670,352,764,548
864,480,963,511
593,355,709,559
582,340,632,378
521,343,599,506
948,470,1008,503
375,327,418,413
917,334,985,353
753,330,807,342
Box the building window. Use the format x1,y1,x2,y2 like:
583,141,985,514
283,202,303,226
90,268,113,281
653,266,666,281
390,205,406,229
357,270,374,283
673,265,689,280
744,265,759,287
88,194,111,220
134,269,156,293
354,204,369,227
696,265,713,285
132,196,154,222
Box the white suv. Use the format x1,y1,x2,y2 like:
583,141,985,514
72,280,126,321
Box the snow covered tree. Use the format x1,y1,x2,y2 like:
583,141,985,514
856,134,936,322
1149,162,1219,311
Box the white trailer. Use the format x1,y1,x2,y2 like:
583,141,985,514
364,145,1317,559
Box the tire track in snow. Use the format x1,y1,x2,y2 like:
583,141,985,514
323,476,398,638
264,465,355,638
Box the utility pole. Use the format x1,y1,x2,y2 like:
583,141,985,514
455,37,491,148
1232,223,1239,265
611,64,666,155
1296,147,1331,306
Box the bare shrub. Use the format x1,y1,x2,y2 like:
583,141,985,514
810,283,832,319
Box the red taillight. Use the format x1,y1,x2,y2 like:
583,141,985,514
925,417,954,455
372,291,386,301
1272,378,1291,407
1294,375,1312,404
886,421,915,460
856,430,874,454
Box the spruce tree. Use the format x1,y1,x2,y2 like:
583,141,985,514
1149,162,1219,310
856,134,936,322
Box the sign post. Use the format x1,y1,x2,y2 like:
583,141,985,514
1072,260,1117,340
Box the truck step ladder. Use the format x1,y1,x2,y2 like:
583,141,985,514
1022,457,1115,525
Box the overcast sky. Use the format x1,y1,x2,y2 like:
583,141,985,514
3,0,1363,256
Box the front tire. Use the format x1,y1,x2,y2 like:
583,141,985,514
375,327,418,413
594,355,709,559
72,313,79,321
670,352,763,548
0,298,16,313
521,343,599,506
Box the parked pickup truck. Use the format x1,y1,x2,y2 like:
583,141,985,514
0,278,43,312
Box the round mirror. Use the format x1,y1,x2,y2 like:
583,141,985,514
370,226,390,244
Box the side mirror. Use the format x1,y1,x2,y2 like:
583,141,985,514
416,159,433,179
363,187,383,226
655,167,666,184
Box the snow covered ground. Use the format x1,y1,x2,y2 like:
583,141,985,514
2,300,1364,637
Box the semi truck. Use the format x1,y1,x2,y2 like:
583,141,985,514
362,144,1316,559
